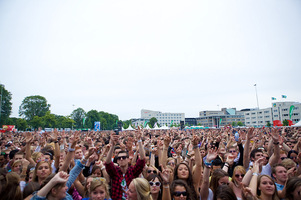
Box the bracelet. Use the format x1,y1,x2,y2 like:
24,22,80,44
54,140,58,144
163,185,169,188
273,142,279,145
204,160,212,167
193,145,198,149
252,172,259,176
224,164,229,168
138,139,142,143
68,148,75,152
101,166,105,170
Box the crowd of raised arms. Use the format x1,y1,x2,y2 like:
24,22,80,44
1,126,301,200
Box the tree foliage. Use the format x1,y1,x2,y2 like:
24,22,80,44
19,95,50,121
237,121,244,126
71,108,86,129
0,84,12,125
149,117,157,128
282,119,289,126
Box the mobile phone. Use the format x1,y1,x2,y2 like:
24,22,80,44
235,132,239,142
114,129,119,135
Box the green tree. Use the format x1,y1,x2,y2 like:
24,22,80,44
237,121,244,126
231,121,236,126
149,117,157,128
8,117,28,131
56,115,75,128
266,121,272,127
30,116,44,129
99,111,119,130
85,110,100,129
19,95,50,121
71,108,86,129
282,119,289,126
122,120,132,129
42,111,57,128
0,84,12,125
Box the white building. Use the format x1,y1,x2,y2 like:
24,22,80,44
141,109,185,126
244,101,301,127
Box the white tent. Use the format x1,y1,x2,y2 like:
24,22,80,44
160,124,170,130
144,124,151,130
292,121,301,127
125,125,135,131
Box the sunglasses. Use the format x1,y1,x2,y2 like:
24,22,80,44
117,156,128,160
235,174,245,178
281,157,287,160
149,181,161,187
290,157,297,159
229,150,236,153
173,191,187,197
147,170,157,174
168,162,175,166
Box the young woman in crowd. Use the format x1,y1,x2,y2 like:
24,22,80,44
284,177,301,200
82,177,112,200
146,173,163,200
32,161,52,185
126,177,153,200
231,166,246,200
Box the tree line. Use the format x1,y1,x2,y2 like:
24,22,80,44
0,85,121,131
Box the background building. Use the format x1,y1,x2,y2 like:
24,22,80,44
244,101,301,127
141,109,185,126
196,108,246,127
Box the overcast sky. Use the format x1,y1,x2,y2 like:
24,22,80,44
1,0,300,120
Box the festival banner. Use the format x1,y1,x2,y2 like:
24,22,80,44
289,105,295,119
94,122,100,131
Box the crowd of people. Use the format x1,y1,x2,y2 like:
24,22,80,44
0,125,301,200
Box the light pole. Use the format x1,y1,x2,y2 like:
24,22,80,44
254,84,259,109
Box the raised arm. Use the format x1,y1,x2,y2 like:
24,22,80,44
200,147,218,200
243,127,254,169
268,128,280,166
191,135,202,191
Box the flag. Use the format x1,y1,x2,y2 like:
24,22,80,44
289,105,295,119
219,118,222,124
170,120,174,127
83,118,85,126
282,95,287,98
271,97,276,100
143,121,147,127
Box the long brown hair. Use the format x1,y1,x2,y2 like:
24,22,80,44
209,169,229,196
0,172,22,200
257,175,280,200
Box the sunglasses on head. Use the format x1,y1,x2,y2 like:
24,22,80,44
147,170,157,174
173,191,187,197
235,174,245,178
117,156,128,160
149,181,161,187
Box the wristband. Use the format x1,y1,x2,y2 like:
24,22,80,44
68,148,75,152
54,141,58,144
204,160,213,167
193,145,198,149
101,166,105,171
163,185,170,188
138,139,142,143
252,172,259,176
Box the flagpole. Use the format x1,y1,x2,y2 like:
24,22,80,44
254,84,259,109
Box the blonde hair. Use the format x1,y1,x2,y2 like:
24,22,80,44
32,152,43,163
89,177,110,199
232,166,246,183
281,158,296,169
132,178,153,200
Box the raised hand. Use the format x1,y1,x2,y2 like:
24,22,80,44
271,128,279,142
163,135,171,147
206,147,218,162
53,171,69,184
